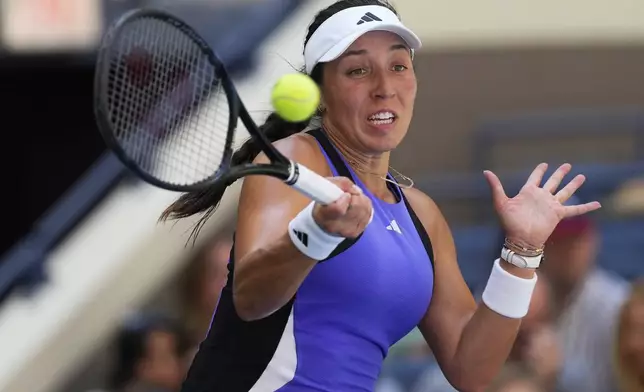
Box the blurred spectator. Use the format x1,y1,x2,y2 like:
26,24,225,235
380,327,433,391
506,277,562,390
487,364,546,392
614,279,644,392
611,178,644,216
540,202,631,392
179,236,231,346
375,377,406,392
110,313,190,392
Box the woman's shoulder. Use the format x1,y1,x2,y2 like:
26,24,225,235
273,132,323,164
402,187,441,218
272,131,320,157
401,187,451,237
255,130,329,174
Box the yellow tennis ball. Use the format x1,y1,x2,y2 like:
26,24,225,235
271,73,320,123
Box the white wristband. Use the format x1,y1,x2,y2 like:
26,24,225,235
288,201,345,260
482,259,538,319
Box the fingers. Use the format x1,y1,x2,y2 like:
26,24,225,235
315,193,351,221
554,174,585,203
525,163,548,187
348,191,372,217
483,170,508,205
347,184,363,196
315,176,372,237
326,176,363,196
325,177,363,214
325,192,371,238
327,176,357,193
562,201,602,219
349,193,372,232
542,163,572,193
332,193,352,215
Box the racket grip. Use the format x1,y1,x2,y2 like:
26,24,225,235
287,162,345,205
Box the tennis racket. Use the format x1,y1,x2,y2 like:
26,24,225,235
94,8,344,205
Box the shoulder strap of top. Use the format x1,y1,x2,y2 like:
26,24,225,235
307,128,434,266
309,129,405,201
306,128,355,181
306,128,361,262
400,191,435,265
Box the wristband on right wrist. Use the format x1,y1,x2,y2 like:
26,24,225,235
288,201,345,261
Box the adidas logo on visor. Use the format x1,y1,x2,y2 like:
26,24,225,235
357,12,382,25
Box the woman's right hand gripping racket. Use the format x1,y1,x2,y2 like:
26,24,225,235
93,9,344,206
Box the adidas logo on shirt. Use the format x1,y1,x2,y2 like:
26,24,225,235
386,220,402,234
357,12,382,25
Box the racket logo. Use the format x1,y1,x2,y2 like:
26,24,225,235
125,47,154,88
292,229,309,247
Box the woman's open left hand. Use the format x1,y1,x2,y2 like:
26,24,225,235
484,163,601,248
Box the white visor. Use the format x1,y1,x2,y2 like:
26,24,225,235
304,5,422,75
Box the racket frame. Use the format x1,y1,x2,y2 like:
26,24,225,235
95,8,344,205
94,8,238,192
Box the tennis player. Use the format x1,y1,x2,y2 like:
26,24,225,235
166,1,601,391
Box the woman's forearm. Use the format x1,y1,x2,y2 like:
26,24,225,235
233,233,317,321
449,261,537,391
449,304,522,390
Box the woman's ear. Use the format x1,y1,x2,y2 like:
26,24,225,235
318,95,326,113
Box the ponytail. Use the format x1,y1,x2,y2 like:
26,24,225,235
159,112,312,241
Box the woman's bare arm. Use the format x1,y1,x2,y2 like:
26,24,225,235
232,134,367,321
405,188,528,392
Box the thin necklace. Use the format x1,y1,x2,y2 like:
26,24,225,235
347,159,415,189
320,127,415,189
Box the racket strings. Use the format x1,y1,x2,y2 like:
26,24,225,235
105,16,231,186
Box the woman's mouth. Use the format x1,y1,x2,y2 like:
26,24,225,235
367,110,397,126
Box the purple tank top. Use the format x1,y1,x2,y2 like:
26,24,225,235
274,129,435,391
181,129,434,392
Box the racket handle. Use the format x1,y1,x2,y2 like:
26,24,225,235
287,162,345,205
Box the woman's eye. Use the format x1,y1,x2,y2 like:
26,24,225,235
393,64,408,72
348,68,367,76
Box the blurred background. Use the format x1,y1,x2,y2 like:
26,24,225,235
0,1,642,392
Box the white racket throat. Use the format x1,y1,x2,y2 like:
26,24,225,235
285,161,345,205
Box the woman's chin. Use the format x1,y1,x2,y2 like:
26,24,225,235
360,125,405,153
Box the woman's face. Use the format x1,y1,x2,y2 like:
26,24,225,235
321,30,417,154
622,298,644,375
